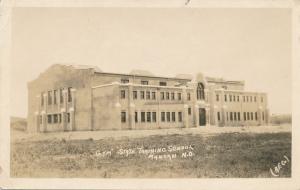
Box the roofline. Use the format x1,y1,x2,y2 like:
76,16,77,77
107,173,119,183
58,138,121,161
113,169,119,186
94,71,192,81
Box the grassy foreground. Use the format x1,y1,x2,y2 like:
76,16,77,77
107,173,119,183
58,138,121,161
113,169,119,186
11,132,291,178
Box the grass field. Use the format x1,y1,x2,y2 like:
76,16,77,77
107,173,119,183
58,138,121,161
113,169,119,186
10,131,291,178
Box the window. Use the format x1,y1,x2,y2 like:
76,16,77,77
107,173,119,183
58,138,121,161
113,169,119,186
243,96,245,102
229,95,232,102
254,96,257,102
47,115,52,124
217,112,221,121
244,112,247,121
178,93,182,100
255,112,258,121
121,79,129,84
230,112,233,121
67,113,70,123
178,112,182,122
68,87,72,102
159,81,167,86
166,112,171,122
58,114,61,123
172,112,176,122
121,111,126,123
60,89,64,103
133,91,138,99
160,92,165,100
171,92,175,100
166,92,170,100
188,107,191,115
233,95,235,102
234,112,237,121
53,90,57,104
238,112,240,121
216,94,219,101
135,112,138,122
197,83,205,100
141,80,149,85
146,91,151,99
187,93,191,101
141,112,145,122
147,112,151,122
250,96,252,102
48,91,52,105
251,112,253,120
225,95,227,102
140,91,145,99
237,96,239,102
120,90,126,99
152,92,156,100
246,96,249,102
41,92,44,106
53,114,58,123
247,112,250,120
152,112,156,122
161,112,165,122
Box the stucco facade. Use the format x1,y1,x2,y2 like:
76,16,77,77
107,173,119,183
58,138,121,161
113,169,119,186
27,64,269,133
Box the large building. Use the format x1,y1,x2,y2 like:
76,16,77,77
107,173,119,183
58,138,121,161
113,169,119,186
27,64,269,133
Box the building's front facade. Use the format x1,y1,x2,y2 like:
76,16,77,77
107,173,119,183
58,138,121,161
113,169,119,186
27,64,269,133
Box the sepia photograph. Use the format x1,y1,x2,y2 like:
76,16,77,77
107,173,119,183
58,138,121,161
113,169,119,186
8,6,292,179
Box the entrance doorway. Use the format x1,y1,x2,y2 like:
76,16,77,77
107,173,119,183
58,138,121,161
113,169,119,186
199,108,206,126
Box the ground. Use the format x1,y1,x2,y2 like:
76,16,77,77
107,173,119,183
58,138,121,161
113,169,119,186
10,125,291,178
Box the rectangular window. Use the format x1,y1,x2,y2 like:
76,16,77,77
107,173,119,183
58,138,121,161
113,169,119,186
53,114,58,123
225,95,227,102
147,112,151,122
58,114,61,123
68,87,72,102
121,111,126,123
250,96,252,102
135,112,138,123
230,112,233,121
178,93,182,100
237,96,239,102
41,92,44,106
187,93,191,101
171,92,175,100
188,107,191,115
120,90,126,99
166,92,170,100
121,79,129,83
53,90,57,104
161,112,165,122
254,96,257,102
229,95,232,102
247,112,250,120
159,81,167,86
67,113,70,123
152,112,156,122
166,112,171,122
246,96,249,102
234,112,237,121
216,94,219,101
172,112,176,122
133,91,138,99
60,89,64,103
146,91,151,99
140,91,145,99
152,92,156,100
255,112,258,121
141,80,149,85
238,112,240,121
217,112,220,121
251,112,253,120
141,112,145,122
48,91,52,105
160,92,165,100
243,96,245,102
178,112,182,122
233,95,235,102
244,112,247,121
47,114,52,124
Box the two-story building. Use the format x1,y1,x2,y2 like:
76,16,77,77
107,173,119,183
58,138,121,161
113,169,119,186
27,64,269,133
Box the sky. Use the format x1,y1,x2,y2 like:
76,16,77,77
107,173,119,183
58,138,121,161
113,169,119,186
11,8,291,117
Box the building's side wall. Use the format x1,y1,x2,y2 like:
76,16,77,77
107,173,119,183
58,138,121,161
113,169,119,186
92,84,121,130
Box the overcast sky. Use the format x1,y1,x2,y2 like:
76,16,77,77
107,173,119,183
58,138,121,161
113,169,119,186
11,8,291,117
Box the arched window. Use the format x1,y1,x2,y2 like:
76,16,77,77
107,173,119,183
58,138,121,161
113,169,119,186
197,83,205,100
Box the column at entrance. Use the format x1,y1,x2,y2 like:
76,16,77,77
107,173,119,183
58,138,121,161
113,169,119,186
195,104,199,127
205,107,210,126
